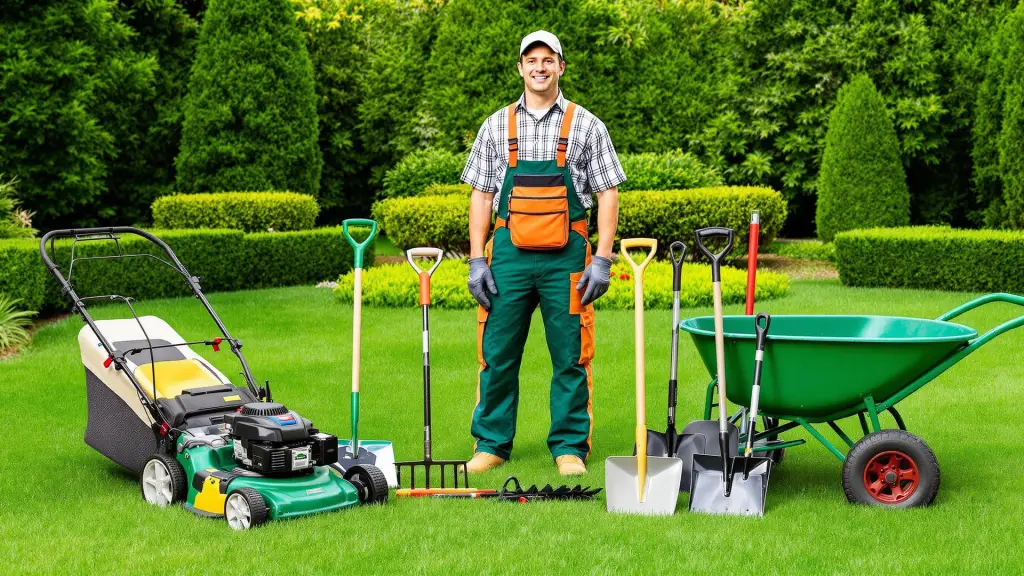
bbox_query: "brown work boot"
[465,452,506,473]
[555,455,587,476]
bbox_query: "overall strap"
[556,101,577,168]
[507,103,519,168]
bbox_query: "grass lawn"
[2,280,1023,574]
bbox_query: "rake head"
[395,457,469,489]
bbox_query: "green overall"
[474,101,595,462]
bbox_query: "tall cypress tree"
[999,3,1024,229]
[176,0,321,196]
[816,74,910,242]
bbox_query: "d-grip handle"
[342,219,379,269]
[619,238,658,274]
[694,227,734,282]
[406,247,443,276]
[755,312,771,351]
[669,241,686,291]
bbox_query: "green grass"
[2,281,1023,574]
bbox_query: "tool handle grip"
[669,241,686,291]
[406,247,443,276]
[694,227,734,282]
[619,238,658,274]
[342,219,379,269]
[755,313,771,351]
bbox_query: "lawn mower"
[40,227,388,530]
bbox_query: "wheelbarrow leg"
[827,421,855,449]
[887,407,907,431]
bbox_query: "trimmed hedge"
[334,258,789,310]
[380,148,467,199]
[422,183,471,197]
[616,187,787,257]
[762,240,836,262]
[152,192,320,232]
[372,194,470,253]
[834,226,1024,291]
[373,186,786,255]
[618,150,723,192]
[0,226,373,315]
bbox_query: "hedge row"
[834,226,1024,291]
[1,226,373,314]
[151,192,320,232]
[373,186,786,256]
[334,258,789,310]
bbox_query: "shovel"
[642,241,706,492]
[394,247,469,488]
[336,219,398,488]
[606,238,683,516]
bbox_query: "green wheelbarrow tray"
[680,293,1024,460]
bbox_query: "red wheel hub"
[863,450,920,504]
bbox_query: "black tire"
[140,453,186,506]
[225,488,268,530]
[842,430,940,508]
[344,464,389,505]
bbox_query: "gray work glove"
[468,257,498,310]
[576,255,612,306]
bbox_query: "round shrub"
[618,150,723,192]
[816,75,910,242]
[334,259,789,310]
[175,0,322,196]
[422,183,472,197]
[152,192,319,232]
[372,195,470,254]
[381,149,468,199]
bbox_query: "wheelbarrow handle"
[342,219,379,269]
[937,292,1024,322]
[406,247,443,276]
[694,227,734,281]
[669,241,686,291]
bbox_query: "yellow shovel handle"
[619,238,657,501]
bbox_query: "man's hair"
[519,41,563,63]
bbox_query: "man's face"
[517,46,564,95]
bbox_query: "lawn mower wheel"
[141,453,186,507]
[345,464,389,505]
[225,488,268,530]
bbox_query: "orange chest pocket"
[507,173,570,250]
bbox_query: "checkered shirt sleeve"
[461,120,500,194]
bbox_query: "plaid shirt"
[460,92,626,211]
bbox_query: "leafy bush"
[618,150,722,192]
[0,294,35,351]
[422,183,472,197]
[762,240,835,262]
[616,187,787,258]
[0,0,158,229]
[0,176,35,239]
[244,226,373,289]
[0,240,48,311]
[834,226,1024,291]
[152,192,320,232]
[334,258,789,310]
[176,0,322,196]
[381,149,468,199]
[816,75,909,242]
[372,195,471,253]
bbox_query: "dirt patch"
[758,254,838,281]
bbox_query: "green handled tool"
[335,219,398,488]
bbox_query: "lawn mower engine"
[224,402,338,476]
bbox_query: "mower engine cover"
[224,402,338,476]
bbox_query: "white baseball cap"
[520,30,563,59]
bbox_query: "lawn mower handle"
[342,219,379,269]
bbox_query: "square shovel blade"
[605,455,683,516]
[336,440,398,488]
[689,454,771,517]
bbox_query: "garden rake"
[394,247,469,488]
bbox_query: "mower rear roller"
[345,464,389,505]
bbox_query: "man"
[461,30,624,476]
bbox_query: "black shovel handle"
[669,241,686,291]
[694,227,734,282]
[755,312,771,351]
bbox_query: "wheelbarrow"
[680,293,1024,507]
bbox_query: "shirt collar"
[516,91,566,115]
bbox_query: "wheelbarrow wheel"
[345,464,389,505]
[842,430,940,508]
